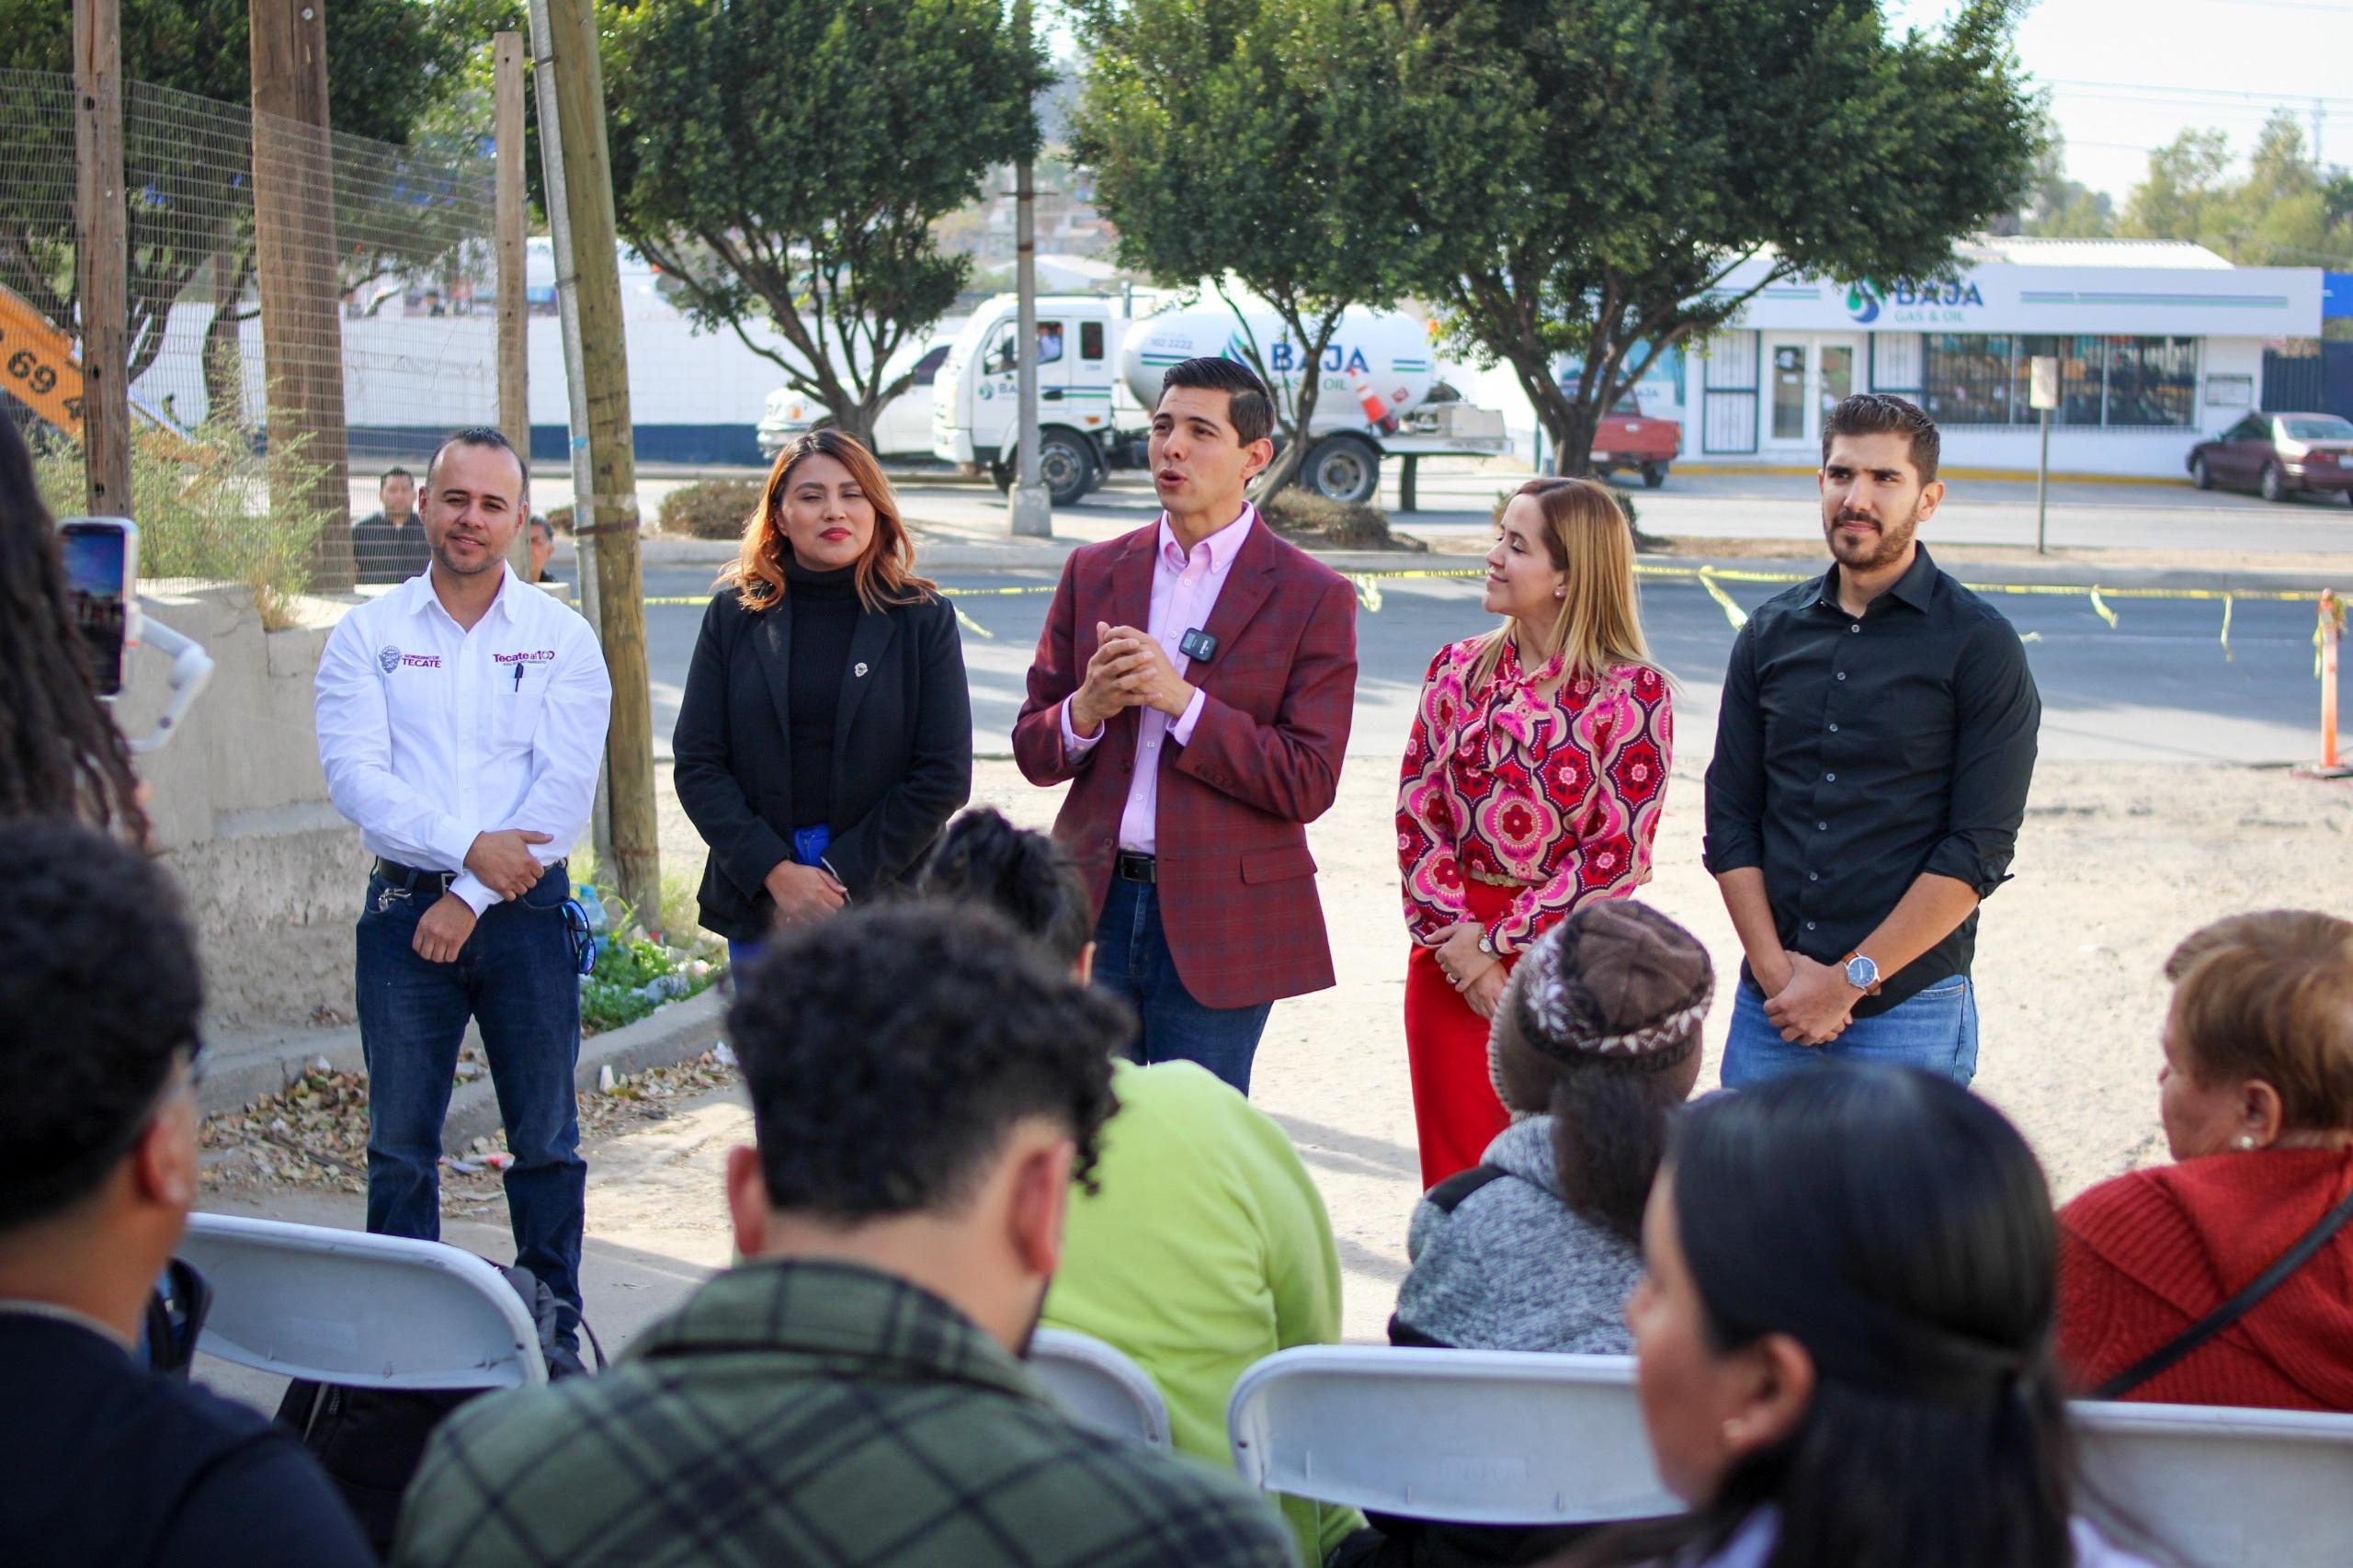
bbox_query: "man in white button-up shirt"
[314,428,611,1333]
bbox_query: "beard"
[1823,499,1920,574]
[431,536,499,576]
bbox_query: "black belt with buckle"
[372,856,566,896]
[373,857,458,896]
[1115,851,1157,884]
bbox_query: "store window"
[1921,334,2016,425]
[1919,334,2196,428]
[2104,336,2199,427]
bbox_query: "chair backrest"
[2072,1398,2353,1568]
[1226,1346,1677,1524]
[1228,1345,2353,1560]
[1028,1326,1173,1449]
[176,1212,546,1390]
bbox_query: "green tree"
[0,0,504,414]
[600,0,1045,448]
[1398,0,2041,476]
[1070,0,1423,494]
[2120,113,2353,268]
[2016,117,2114,238]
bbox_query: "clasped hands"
[1433,921,1508,1020]
[414,828,553,962]
[1756,949,1882,1046]
[1069,621,1197,738]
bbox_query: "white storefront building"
[1672,238,2323,479]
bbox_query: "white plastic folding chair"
[176,1212,545,1390]
[2071,1398,2353,1568]
[1225,1346,1677,1524]
[1028,1326,1173,1449]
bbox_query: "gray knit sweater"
[1390,1115,1643,1354]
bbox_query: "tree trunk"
[201,257,254,426]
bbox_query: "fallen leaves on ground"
[199,1047,743,1218]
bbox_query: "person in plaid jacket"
[1014,357,1358,1096]
[392,902,1295,1568]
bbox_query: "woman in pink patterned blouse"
[1397,476,1673,1187]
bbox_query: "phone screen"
[60,520,132,697]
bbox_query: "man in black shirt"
[0,824,373,1568]
[1703,393,2039,1086]
[353,464,432,584]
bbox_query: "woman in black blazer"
[673,430,972,963]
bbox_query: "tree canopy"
[600,0,1045,446]
[1071,0,1424,492]
[1394,0,2041,474]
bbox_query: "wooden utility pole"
[73,0,133,518]
[531,0,660,920]
[494,31,532,582]
[250,0,356,591]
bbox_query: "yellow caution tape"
[1346,573,1386,613]
[1696,568,1749,631]
[2088,587,2119,629]
[2220,596,2233,664]
[953,605,995,641]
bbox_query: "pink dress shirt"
[1061,505,1256,853]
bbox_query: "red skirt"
[1404,878,1518,1189]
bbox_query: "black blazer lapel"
[831,606,901,778]
[753,597,798,800]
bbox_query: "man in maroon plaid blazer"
[1014,358,1358,1096]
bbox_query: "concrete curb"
[200,990,733,1155]
[442,988,731,1153]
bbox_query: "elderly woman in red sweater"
[2057,909,2353,1409]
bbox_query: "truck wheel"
[989,458,1013,494]
[1304,435,1381,505]
[1038,431,1097,507]
[1641,462,1668,489]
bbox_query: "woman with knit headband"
[1338,903,1711,1568]
[1397,476,1672,1188]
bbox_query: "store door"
[1765,334,1862,456]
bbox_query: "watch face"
[1845,955,1878,989]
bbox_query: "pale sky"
[1886,0,2353,204]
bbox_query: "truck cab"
[933,295,1133,505]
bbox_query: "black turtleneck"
[782,554,859,831]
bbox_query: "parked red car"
[2188,412,2353,503]
[1560,377,1682,488]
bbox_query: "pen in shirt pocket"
[511,662,524,694]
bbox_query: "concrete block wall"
[125,585,369,1033]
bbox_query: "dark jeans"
[355,863,585,1331]
[1092,876,1274,1096]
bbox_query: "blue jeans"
[1720,972,1980,1088]
[355,863,586,1330]
[1092,876,1273,1096]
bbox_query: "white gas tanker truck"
[931,293,1506,506]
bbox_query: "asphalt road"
[637,562,2329,767]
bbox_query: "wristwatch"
[1842,951,1881,991]
[1477,929,1498,959]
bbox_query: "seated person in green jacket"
[392,901,1297,1568]
[923,809,1360,1566]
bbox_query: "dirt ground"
[210,756,2352,1352]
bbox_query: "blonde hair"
[722,429,934,614]
[2164,910,2353,1133]
[1472,476,1653,688]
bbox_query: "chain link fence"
[0,69,496,614]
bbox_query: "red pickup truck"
[1586,397,1681,488]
